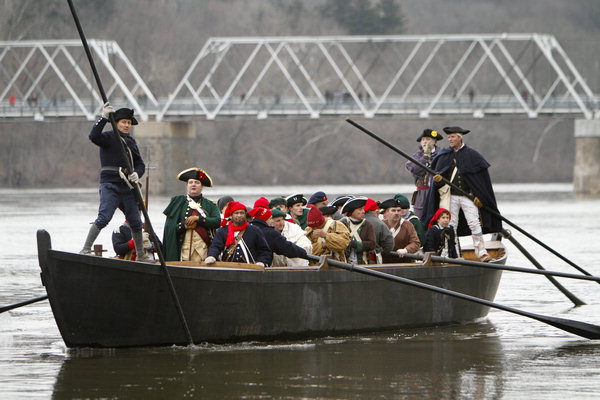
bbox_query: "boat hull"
[37,230,504,348]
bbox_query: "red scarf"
[225,220,248,246]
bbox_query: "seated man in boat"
[423,208,458,258]
[162,168,221,262]
[394,193,427,247]
[286,193,310,229]
[205,201,272,266]
[364,198,394,264]
[339,197,377,265]
[248,197,309,266]
[112,220,154,261]
[269,197,294,222]
[270,208,312,267]
[380,198,421,263]
[305,205,350,262]
[423,126,502,262]
[80,104,150,261]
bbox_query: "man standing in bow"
[423,126,502,262]
[80,103,149,261]
[405,128,443,220]
[205,201,272,266]
[162,168,221,262]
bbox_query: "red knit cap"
[306,204,325,228]
[248,206,272,221]
[364,198,379,212]
[223,201,247,219]
[253,196,270,209]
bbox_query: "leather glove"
[102,102,114,119]
[256,262,265,267]
[397,248,408,256]
[473,197,483,208]
[204,256,216,264]
[128,172,140,184]
[142,232,152,249]
[433,174,443,183]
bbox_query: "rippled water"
[1,185,599,399]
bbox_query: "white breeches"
[449,195,483,236]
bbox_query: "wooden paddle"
[345,118,598,282]
[67,0,193,345]
[0,295,48,314]
[306,255,600,339]
[401,253,600,283]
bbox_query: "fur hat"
[113,108,138,125]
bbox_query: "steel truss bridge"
[1,34,598,122]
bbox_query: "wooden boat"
[37,229,507,348]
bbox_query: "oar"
[306,255,600,339]
[67,0,193,345]
[501,229,586,306]
[401,253,600,283]
[345,118,598,282]
[0,295,48,314]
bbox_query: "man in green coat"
[162,168,221,261]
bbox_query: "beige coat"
[305,219,351,262]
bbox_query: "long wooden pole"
[345,118,598,281]
[0,295,48,314]
[501,229,586,306]
[306,255,600,339]
[66,0,193,345]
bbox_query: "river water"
[1,184,599,399]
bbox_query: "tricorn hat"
[177,168,213,187]
[330,195,352,208]
[319,205,338,216]
[443,126,470,135]
[341,197,367,215]
[286,193,307,207]
[417,128,442,142]
[113,108,138,125]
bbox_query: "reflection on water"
[52,325,505,400]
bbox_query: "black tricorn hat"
[286,194,307,207]
[113,108,138,125]
[330,195,352,207]
[417,128,443,142]
[319,205,338,216]
[443,126,470,135]
[379,198,406,210]
[341,197,367,215]
[177,168,213,187]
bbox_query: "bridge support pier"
[136,121,196,195]
[574,119,600,196]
